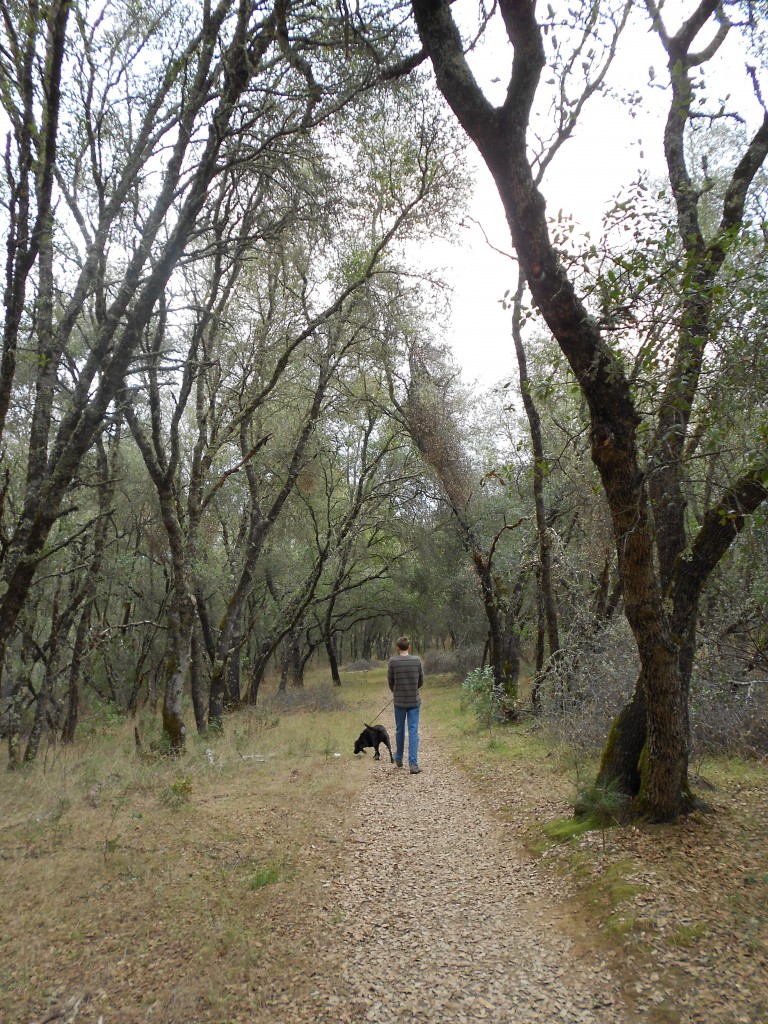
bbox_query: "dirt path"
[291,725,642,1024]
[5,697,767,1024]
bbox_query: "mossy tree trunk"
[409,0,768,820]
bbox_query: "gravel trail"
[298,725,642,1024]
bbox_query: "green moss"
[631,743,656,819]
[541,815,598,844]
[597,714,621,777]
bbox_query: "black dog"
[353,723,394,763]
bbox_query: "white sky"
[443,99,659,391]
[431,2,762,391]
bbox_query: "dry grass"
[0,669,391,1024]
[4,669,768,1024]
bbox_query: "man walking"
[387,636,424,774]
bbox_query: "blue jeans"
[394,705,420,766]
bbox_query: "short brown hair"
[396,636,410,651]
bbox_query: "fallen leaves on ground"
[2,712,767,1024]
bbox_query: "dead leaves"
[29,996,102,1024]
[309,746,640,1023]
[6,721,768,1024]
[465,754,768,1024]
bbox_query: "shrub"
[537,618,638,756]
[424,649,460,675]
[79,698,125,739]
[425,646,485,680]
[462,667,506,729]
[690,676,768,759]
[574,780,629,826]
[535,615,768,762]
[160,774,193,809]
[265,685,344,715]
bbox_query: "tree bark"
[511,272,561,666]
[190,629,207,736]
[409,0,686,816]
[324,633,342,687]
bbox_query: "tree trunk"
[6,678,25,770]
[208,660,227,730]
[190,629,207,736]
[161,592,193,754]
[278,650,290,694]
[511,273,560,664]
[597,681,646,798]
[325,633,341,686]
[24,669,53,765]
[195,584,217,666]
[532,566,546,703]
[248,648,272,705]
[290,634,305,686]
[226,611,243,706]
[361,629,372,660]
[502,625,521,698]
[162,665,188,754]
[61,607,87,745]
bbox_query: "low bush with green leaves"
[160,774,193,809]
[461,667,507,729]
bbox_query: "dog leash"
[368,697,393,724]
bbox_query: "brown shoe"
[409,765,421,774]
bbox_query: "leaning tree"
[408,0,768,820]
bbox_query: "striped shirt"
[387,654,424,708]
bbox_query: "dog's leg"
[374,746,381,760]
[384,737,394,763]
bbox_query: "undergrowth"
[0,666,382,1024]
[3,663,767,1024]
